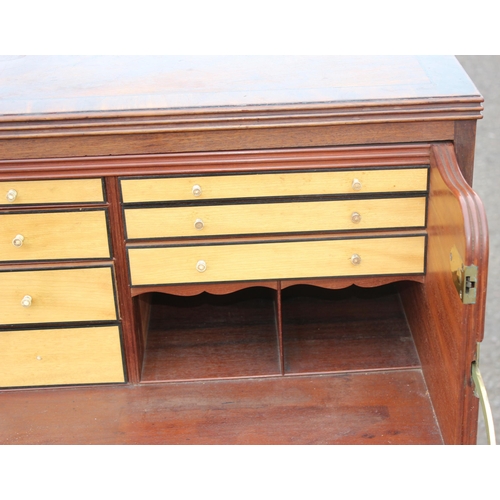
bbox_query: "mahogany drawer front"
[128,235,426,286]
[120,168,429,203]
[0,210,110,262]
[0,267,118,326]
[0,178,104,206]
[0,326,124,387]
[124,197,426,239]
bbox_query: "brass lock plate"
[450,245,477,304]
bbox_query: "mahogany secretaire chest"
[0,56,491,444]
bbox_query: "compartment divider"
[275,281,284,375]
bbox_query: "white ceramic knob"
[6,189,17,202]
[352,179,362,191]
[196,260,207,272]
[194,218,204,230]
[192,184,202,197]
[351,254,361,265]
[21,295,32,307]
[12,234,25,247]
[351,212,361,224]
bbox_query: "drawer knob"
[196,260,207,272]
[351,212,361,224]
[194,218,204,230]
[6,189,18,202]
[21,295,32,307]
[352,179,362,191]
[351,254,361,265]
[12,234,25,247]
[192,184,202,197]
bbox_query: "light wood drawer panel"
[120,168,428,203]
[128,236,425,286]
[0,210,110,262]
[0,179,104,205]
[125,197,426,239]
[0,267,117,325]
[0,326,124,387]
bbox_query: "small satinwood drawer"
[0,210,110,262]
[127,235,426,286]
[124,197,427,239]
[120,168,428,203]
[0,178,104,206]
[0,266,118,326]
[0,326,124,387]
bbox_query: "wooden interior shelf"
[141,288,280,382]
[0,368,443,445]
[281,285,421,375]
[139,283,422,381]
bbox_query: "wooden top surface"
[0,55,481,117]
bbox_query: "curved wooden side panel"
[399,142,488,444]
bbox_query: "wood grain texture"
[128,236,426,286]
[0,178,104,205]
[0,370,443,444]
[0,56,477,161]
[0,210,110,262]
[139,285,420,382]
[121,168,429,203]
[0,266,118,325]
[141,289,280,382]
[399,143,488,444]
[282,285,420,374]
[0,122,453,161]
[0,56,480,117]
[454,120,477,185]
[128,275,425,297]
[0,326,124,387]
[124,197,426,239]
[0,143,431,178]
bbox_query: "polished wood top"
[0,56,482,163]
[0,55,481,117]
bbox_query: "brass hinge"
[450,245,477,304]
[471,344,496,445]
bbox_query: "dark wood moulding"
[0,143,432,178]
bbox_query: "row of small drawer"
[0,266,124,388]
[121,169,428,285]
[1,179,110,266]
[1,198,426,262]
[2,167,428,206]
